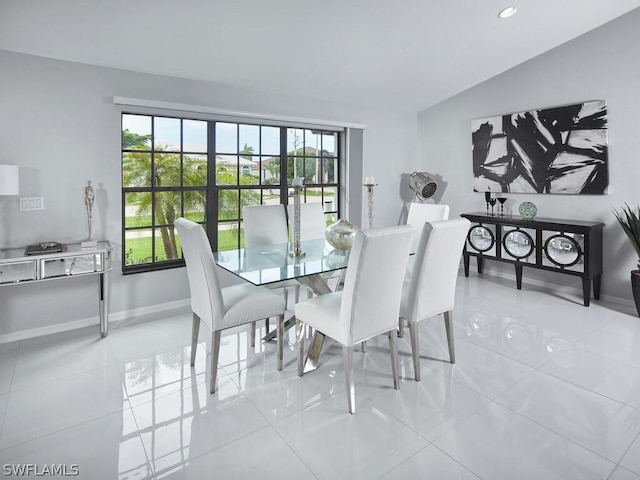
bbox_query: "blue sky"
[122,114,336,156]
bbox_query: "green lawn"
[125,212,204,228]
[124,196,335,265]
[124,227,242,265]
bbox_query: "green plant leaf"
[614,204,640,270]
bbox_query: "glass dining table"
[214,238,350,372]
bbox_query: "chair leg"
[343,345,356,414]
[296,318,304,377]
[191,313,200,367]
[277,314,284,371]
[250,322,257,347]
[444,310,456,364]
[398,317,405,338]
[409,321,421,381]
[265,318,270,334]
[210,330,222,394]
[388,331,399,390]
[361,341,366,352]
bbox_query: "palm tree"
[240,143,255,159]
[123,148,207,261]
[123,147,262,261]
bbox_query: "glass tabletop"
[214,238,350,287]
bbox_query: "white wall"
[417,8,640,303]
[0,50,417,340]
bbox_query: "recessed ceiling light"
[498,6,518,19]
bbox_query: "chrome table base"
[263,270,347,373]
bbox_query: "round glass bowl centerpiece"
[326,219,358,250]
[519,201,537,220]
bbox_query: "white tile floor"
[2,274,640,479]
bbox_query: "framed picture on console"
[472,100,608,194]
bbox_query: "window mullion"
[279,127,287,205]
[207,121,217,251]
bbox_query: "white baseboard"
[0,298,191,344]
[460,263,636,310]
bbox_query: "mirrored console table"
[461,213,603,306]
[0,241,112,337]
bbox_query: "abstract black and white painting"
[472,100,608,194]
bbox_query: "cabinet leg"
[593,275,602,300]
[464,254,470,277]
[99,272,109,337]
[582,277,592,307]
[477,257,484,274]
[515,264,523,290]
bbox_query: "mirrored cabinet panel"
[468,225,496,255]
[542,232,584,272]
[0,261,36,283]
[502,227,536,262]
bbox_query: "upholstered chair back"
[243,204,289,247]
[174,218,224,330]
[403,218,470,322]
[338,225,414,345]
[405,203,450,254]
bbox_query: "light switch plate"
[19,197,44,211]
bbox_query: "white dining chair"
[399,218,470,381]
[243,204,289,247]
[405,203,450,254]
[287,202,327,241]
[175,218,286,394]
[398,202,451,337]
[295,225,415,414]
[243,203,297,311]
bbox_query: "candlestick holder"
[290,178,305,257]
[364,181,377,228]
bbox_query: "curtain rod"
[111,97,366,130]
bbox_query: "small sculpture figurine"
[82,180,97,247]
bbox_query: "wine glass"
[497,197,507,216]
[484,192,491,214]
[489,197,497,216]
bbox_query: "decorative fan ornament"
[409,171,438,201]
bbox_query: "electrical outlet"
[19,197,44,211]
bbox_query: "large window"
[122,113,341,273]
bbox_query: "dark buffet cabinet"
[460,212,603,306]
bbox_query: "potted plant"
[614,204,640,316]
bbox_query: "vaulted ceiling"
[1,0,639,112]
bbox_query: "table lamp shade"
[0,165,19,195]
